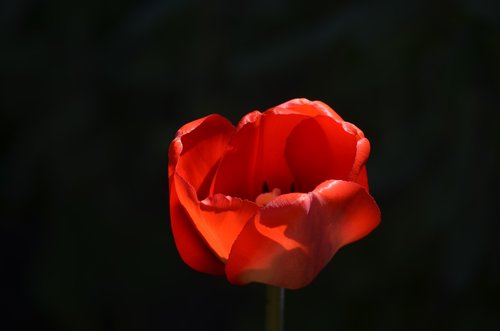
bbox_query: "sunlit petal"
[226,180,380,289]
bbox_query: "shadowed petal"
[212,112,308,199]
[285,116,358,192]
[355,166,369,189]
[226,180,380,289]
[169,179,225,275]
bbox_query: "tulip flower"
[168,98,380,290]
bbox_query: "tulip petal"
[285,116,358,192]
[350,137,371,189]
[168,114,236,274]
[171,114,235,199]
[175,173,259,261]
[169,179,225,275]
[268,98,344,121]
[356,166,369,189]
[212,112,309,199]
[226,180,380,289]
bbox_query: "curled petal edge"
[266,98,344,121]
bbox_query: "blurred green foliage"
[2,0,499,330]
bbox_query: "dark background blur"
[2,0,500,330]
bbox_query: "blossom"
[168,98,380,289]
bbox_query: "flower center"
[255,187,281,207]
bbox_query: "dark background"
[2,0,499,330]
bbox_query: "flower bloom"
[168,98,380,289]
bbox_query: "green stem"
[266,286,285,331]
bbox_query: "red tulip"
[168,98,380,289]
